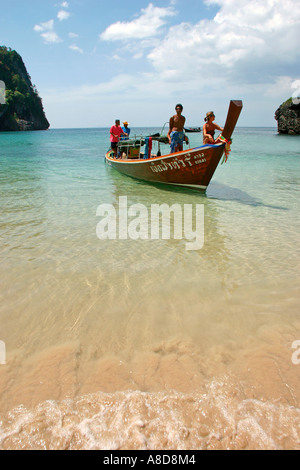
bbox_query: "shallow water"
[0,127,299,449]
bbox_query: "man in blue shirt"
[121,121,130,140]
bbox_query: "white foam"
[1,380,299,450]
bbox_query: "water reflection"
[106,169,232,277]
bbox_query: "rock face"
[275,98,300,135]
[0,46,50,131]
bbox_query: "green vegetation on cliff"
[0,46,49,131]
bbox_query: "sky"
[1,0,300,128]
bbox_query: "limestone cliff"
[275,98,300,135]
[0,46,50,131]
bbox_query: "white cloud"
[69,44,84,54]
[147,0,300,87]
[33,19,62,43]
[57,10,71,21]
[41,31,62,44]
[210,0,299,32]
[34,19,54,33]
[43,0,300,127]
[111,54,123,61]
[292,80,300,104]
[69,32,79,38]
[133,52,143,60]
[100,3,176,41]
[264,76,298,98]
[271,78,300,104]
[34,2,71,45]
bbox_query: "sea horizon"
[1,125,280,131]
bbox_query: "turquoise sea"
[0,127,299,449]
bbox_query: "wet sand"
[1,316,299,450]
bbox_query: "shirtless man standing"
[167,104,189,153]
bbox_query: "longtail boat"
[184,127,201,133]
[105,100,243,192]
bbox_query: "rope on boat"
[219,135,232,164]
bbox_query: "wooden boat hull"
[105,100,243,191]
[106,144,225,191]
